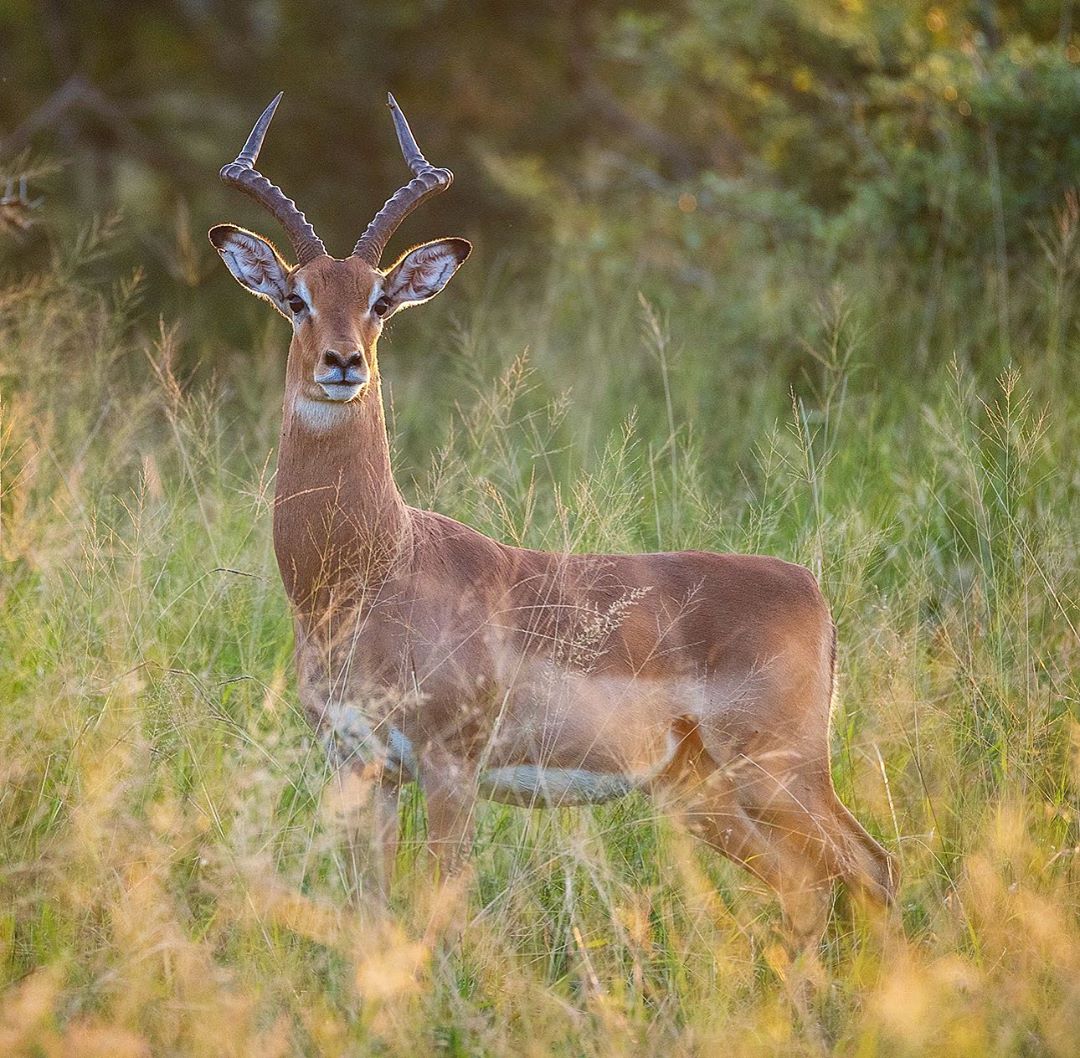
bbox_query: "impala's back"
[361,511,835,787]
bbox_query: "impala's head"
[209,93,470,411]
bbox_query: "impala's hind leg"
[828,793,898,910]
[664,729,834,948]
[684,780,834,947]
[731,758,896,926]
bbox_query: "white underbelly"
[320,703,677,808]
[477,765,637,806]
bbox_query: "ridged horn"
[352,93,453,266]
[219,93,326,265]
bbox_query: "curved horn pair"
[219,92,453,267]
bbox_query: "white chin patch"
[317,382,365,402]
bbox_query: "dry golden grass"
[1,232,1077,1055]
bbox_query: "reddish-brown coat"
[267,277,896,942]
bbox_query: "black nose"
[323,350,363,371]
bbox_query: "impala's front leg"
[312,684,404,902]
[419,746,478,879]
[334,767,401,905]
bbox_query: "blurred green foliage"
[3,1,1080,361]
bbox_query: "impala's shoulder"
[412,508,497,544]
[410,509,511,571]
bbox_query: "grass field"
[1,218,1078,1056]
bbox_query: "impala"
[209,93,896,945]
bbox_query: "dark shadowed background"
[5,0,1080,361]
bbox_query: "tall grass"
[0,219,1077,1056]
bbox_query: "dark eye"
[287,293,307,315]
[372,296,391,318]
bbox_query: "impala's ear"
[381,238,471,317]
[208,224,292,317]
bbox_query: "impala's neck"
[273,374,411,618]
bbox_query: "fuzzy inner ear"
[208,225,292,316]
[382,238,471,316]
